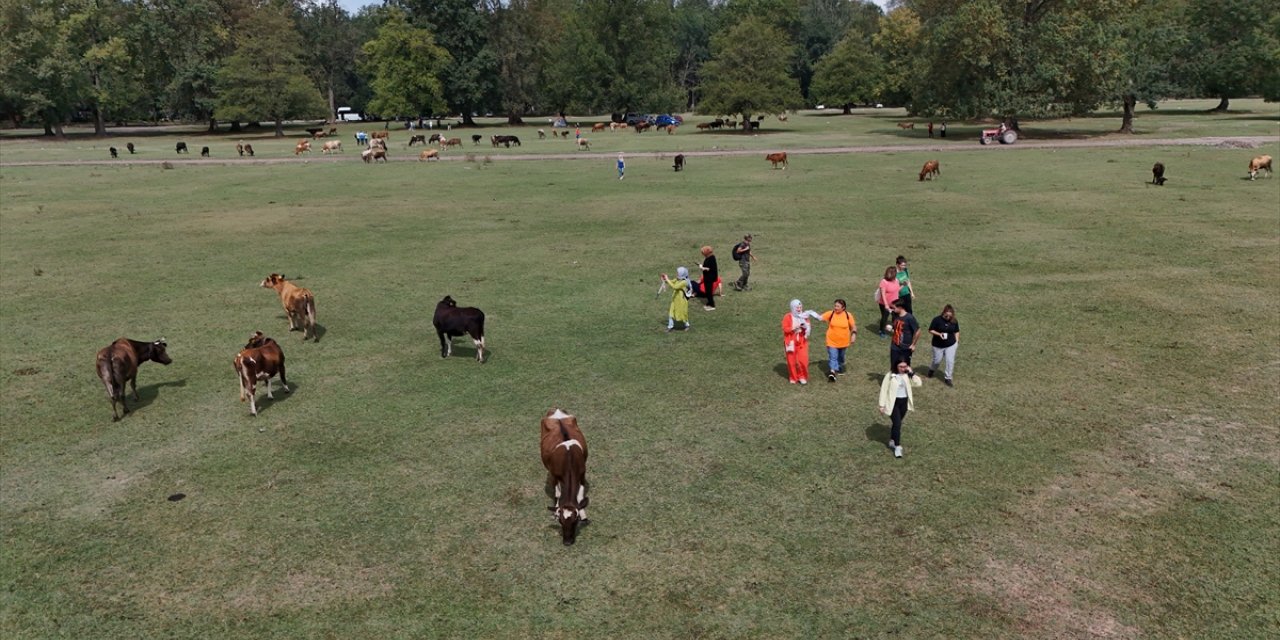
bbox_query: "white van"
[337,107,362,122]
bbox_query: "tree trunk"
[229,121,242,133]
[43,122,54,136]
[1118,93,1136,134]
[507,114,524,125]
[207,118,219,133]
[742,113,752,132]
[462,111,477,127]
[274,118,284,137]
[842,103,852,115]
[53,121,65,139]
[327,84,336,124]
[92,103,106,136]
[1210,95,1229,112]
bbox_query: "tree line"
[2,0,1276,138]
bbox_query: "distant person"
[661,267,692,332]
[783,299,822,385]
[895,255,915,314]
[617,153,625,180]
[928,122,934,138]
[731,234,756,291]
[878,360,916,458]
[876,266,901,338]
[819,299,857,382]
[940,121,947,138]
[698,246,718,310]
[927,304,960,387]
[888,298,920,373]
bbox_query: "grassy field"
[1,109,1278,638]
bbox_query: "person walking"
[928,122,934,138]
[878,360,916,458]
[940,121,947,138]
[895,255,915,314]
[661,267,692,332]
[782,299,822,385]
[819,299,857,382]
[731,234,756,291]
[616,153,625,180]
[927,304,960,387]
[876,266,901,338]
[698,246,718,310]
[889,298,920,373]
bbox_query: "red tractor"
[980,123,1018,145]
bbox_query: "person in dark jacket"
[698,246,718,310]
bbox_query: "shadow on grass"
[130,378,187,413]
[444,343,490,363]
[247,380,298,416]
[864,421,892,448]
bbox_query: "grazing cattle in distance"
[472,134,483,145]
[766,152,788,169]
[321,140,343,154]
[540,408,590,546]
[727,120,737,129]
[897,122,915,130]
[175,142,188,154]
[634,122,652,133]
[369,137,387,150]
[576,138,591,151]
[919,159,940,181]
[260,273,317,342]
[443,137,463,148]
[538,129,547,139]
[126,142,135,154]
[592,123,606,132]
[665,124,677,134]
[371,148,388,162]
[96,337,172,421]
[200,146,210,157]
[294,140,311,155]
[371,130,389,141]
[361,148,374,162]
[328,127,337,136]
[492,135,521,148]
[1249,154,1272,180]
[236,142,244,157]
[306,127,323,138]
[696,122,712,130]
[433,295,486,362]
[610,122,625,131]
[244,143,255,157]
[233,331,288,417]
[419,148,440,161]
[109,147,118,158]
[673,154,685,172]
[409,134,427,146]
[777,113,788,122]
[428,133,443,145]
[561,130,572,138]
[1151,162,1167,185]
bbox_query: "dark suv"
[623,113,649,126]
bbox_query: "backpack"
[732,243,747,260]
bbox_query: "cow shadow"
[249,380,299,416]
[125,379,187,414]
[864,421,892,448]
[445,344,489,363]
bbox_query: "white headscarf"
[676,266,689,280]
[789,299,821,337]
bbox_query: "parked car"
[624,113,650,126]
[654,114,681,127]
[337,107,362,122]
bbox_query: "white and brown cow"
[540,408,589,545]
[95,337,172,421]
[1248,154,1272,180]
[433,295,485,362]
[233,331,288,417]
[260,273,317,341]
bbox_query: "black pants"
[890,346,913,371]
[703,279,716,307]
[890,397,909,445]
[879,304,892,333]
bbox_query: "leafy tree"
[399,0,496,124]
[298,0,361,122]
[214,4,327,136]
[490,0,556,122]
[130,0,236,128]
[360,8,450,121]
[871,5,923,109]
[0,0,86,136]
[698,16,803,127]
[795,0,881,102]
[541,10,612,115]
[1111,0,1190,133]
[1183,0,1278,111]
[811,32,884,113]
[673,0,719,111]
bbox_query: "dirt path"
[1,135,1273,167]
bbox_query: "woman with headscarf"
[661,267,692,331]
[698,246,718,310]
[782,299,822,384]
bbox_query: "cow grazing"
[321,140,343,154]
[443,137,463,148]
[409,134,427,146]
[109,147,118,158]
[371,130,390,141]
[1151,162,1167,185]
[126,142,135,154]
[472,134,483,145]
[328,127,338,136]
[560,130,571,139]
[766,152,788,169]
[696,122,712,130]
[433,295,486,362]
[371,148,388,162]
[244,143,255,157]
[419,148,440,161]
[897,122,915,130]
[175,142,188,154]
[666,124,677,134]
[428,133,443,145]
[200,146,210,157]
[294,140,311,155]
[634,122,651,133]
[919,159,940,181]
[96,338,172,421]
[492,135,521,148]
[233,331,288,417]
[236,142,245,156]
[538,129,547,140]
[576,138,591,151]
[361,148,374,162]
[540,408,589,546]
[259,273,317,341]
[592,123,606,132]
[673,154,685,172]
[1249,155,1273,180]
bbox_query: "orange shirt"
[821,310,856,348]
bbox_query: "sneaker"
[894,445,903,458]
[790,380,798,385]
[926,369,934,378]
[944,378,954,387]
[799,379,807,385]
[827,373,836,383]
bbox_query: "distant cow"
[576,138,591,150]
[371,131,389,141]
[540,408,589,546]
[328,127,337,136]
[673,154,685,172]
[294,140,311,155]
[538,129,547,139]
[109,147,118,158]
[443,137,463,148]
[1249,155,1272,180]
[419,148,440,161]
[175,142,188,154]
[592,123,606,132]
[766,152,788,169]
[233,331,288,417]
[96,337,172,421]
[897,122,915,130]
[244,143,255,157]
[919,159,940,181]
[200,146,210,157]
[433,295,486,362]
[472,134,483,145]
[428,133,443,145]
[236,142,245,156]
[409,134,427,146]
[126,142,135,154]
[696,122,712,130]
[260,273,317,342]
[666,124,677,134]
[361,148,375,162]
[321,140,343,154]
[1151,162,1167,185]
[634,122,651,133]
[492,135,521,148]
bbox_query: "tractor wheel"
[980,136,990,145]
[1000,130,1018,144]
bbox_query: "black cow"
[110,147,118,158]
[200,146,210,157]
[472,134,483,145]
[492,135,521,148]
[126,142,135,154]
[433,295,486,362]
[96,338,173,421]
[1151,162,1167,186]
[175,142,188,154]
[409,135,427,146]
[673,154,685,172]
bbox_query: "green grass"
[1,120,1278,638]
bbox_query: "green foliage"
[811,33,884,110]
[1184,0,1280,104]
[0,0,86,134]
[871,6,924,108]
[214,5,327,135]
[298,0,362,119]
[360,9,451,120]
[698,16,803,121]
[673,0,719,109]
[402,0,497,122]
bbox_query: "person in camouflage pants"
[732,234,756,291]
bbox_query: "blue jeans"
[827,346,846,374]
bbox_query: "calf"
[175,142,188,154]
[766,152,788,169]
[540,408,589,546]
[236,142,244,157]
[96,337,173,421]
[419,148,440,161]
[443,137,463,148]
[433,295,486,362]
[673,154,685,172]
[1249,154,1272,180]
[233,331,288,417]
[409,134,427,146]
[244,143,255,157]
[321,140,343,154]
[109,147,118,158]
[472,134,483,145]
[1151,162,1167,185]
[201,146,210,157]
[294,140,311,155]
[919,159,940,181]
[576,138,591,151]
[260,273,317,341]
[126,142,135,154]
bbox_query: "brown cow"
[592,122,606,132]
[443,137,463,148]
[321,140,343,154]
[233,331,288,417]
[294,140,311,155]
[419,148,440,161]
[260,273,317,341]
[96,338,172,421]
[236,142,245,157]
[540,408,589,545]
[919,159,940,181]
[665,124,676,134]
[244,143,255,157]
[1249,155,1272,180]
[897,122,915,130]
[576,138,591,151]
[766,152,788,169]
[371,130,390,141]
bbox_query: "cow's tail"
[234,356,249,402]
[305,294,317,338]
[98,354,120,401]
